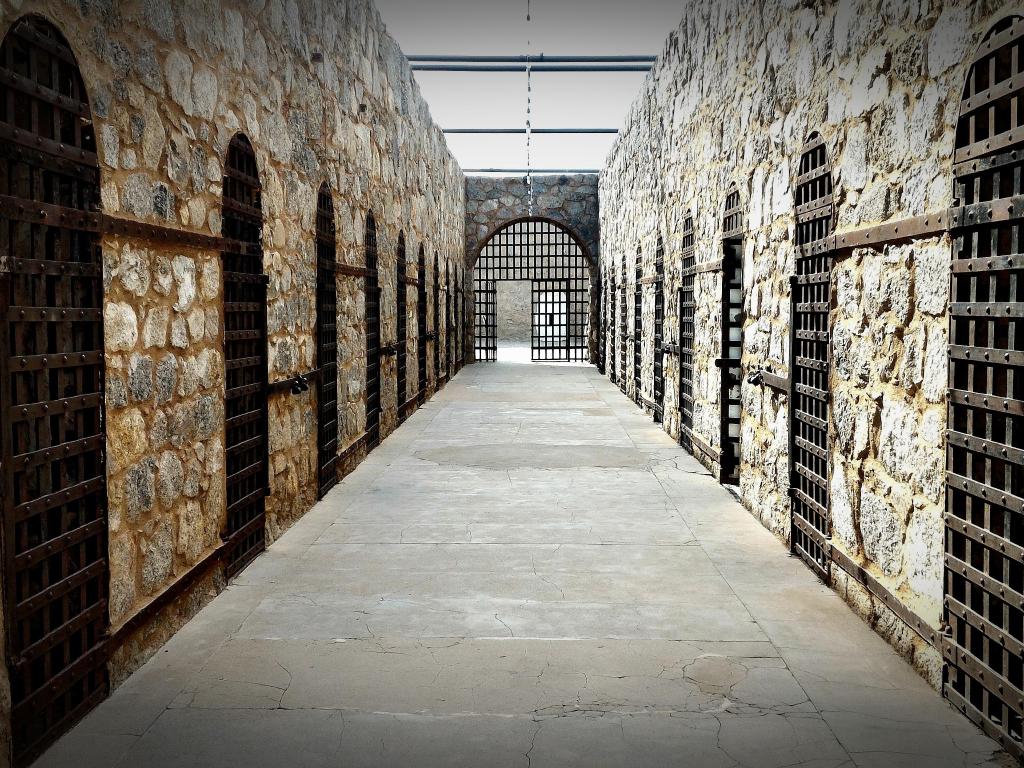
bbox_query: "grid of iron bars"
[0,18,109,765]
[396,233,408,408]
[315,185,338,498]
[790,133,833,579]
[944,17,1024,759]
[473,219,589,362]
[221,134,269,580]
[531,279,569,361]
[606,272,616,382]
[653,239,665,420]
[433,254,442,382]
[720,188,744,485]
[678,216,696,446]
[445,267,452,376]
[633,247,643,399]
[365,215,381,447]
[417,246,428,396]
[619,259,627,391]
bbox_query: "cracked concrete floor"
[37,363,1012,768]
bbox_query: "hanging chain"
[526,0,534,216]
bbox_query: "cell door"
[315,186,338,498]
[789,133,833,579]
[532,280,570,361]
[679,215,695,446]
[0,17,109,763]
[474,279,497,361]
[653,239,665,421]
[221,134,268,579]
[944,17,1024,759]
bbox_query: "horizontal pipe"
[444,128,618,134]
[464,168,601,174]
[408,54,656,63]
[411,64,651,73]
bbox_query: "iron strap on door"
[0,18,109,765]
[221,134,268,579]
[315,185,338,498]
[944,16,1024,760]
[679,215,696,448]
[790,133,833,580]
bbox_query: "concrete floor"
[38,362,1010,768]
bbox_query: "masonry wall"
[0,0,464,757]
[599,0,1008,686]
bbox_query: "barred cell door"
[720,188,744,485]
[396,233,407,408]
[789,133,833,579]
[433,254,441,383]
[532,280,570,361]
[474,279,497,361]
[417,247,427,395]
[0,17,109,764]
[633,247,642,400]
[365,215,381,447]
[619,261,627,392]
[315,185,338,498]
[944,17,1024,759]
[653,239,665,421]
[599,275,608,375]
[221,134,268,578]
[679,215,695,446]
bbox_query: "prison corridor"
[37,362,1003,768]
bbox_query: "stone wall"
[598,0,1006,686]
[0,0,464,751]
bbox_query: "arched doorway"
[221,133,268,579]
[945,17,1024,759]
[0,16,108,763]
[473,218,591,362]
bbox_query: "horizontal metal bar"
[444,128,618,134]
[464,168,600,174]
[407,55,656,63]
[412,64,651,72]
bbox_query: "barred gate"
[789,133,833,579]
[531,279,570,361]
[473,219,589,362]
[720,188,744,485]
[944,17,1024,759]
[396,233,407,408]
[433,253,441,383]
[0,17,109,764]
[315,185,338,498]
[679,215,696,447]
[417,246,428,395]
[618,259,627,392]
[365,215,381,448]
[221,134,268,579]
[653,238,665,421]
[633,246,642,400]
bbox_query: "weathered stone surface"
[105,302,139,352]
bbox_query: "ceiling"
[373,0,684,173]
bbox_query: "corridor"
[39,363,1005,768]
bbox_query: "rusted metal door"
[221,134,268,579]
[0,17,109,764]
[417,246,427,395]
[720,188,744,485]
[789,134,833,579]
[679,215,695,448]
[365,215,381,447]
[433,253,441,384]
[474,279,496,361]
[633,246,642,401]
[315,185,338,498]
[653,238,665,421]
[396,233,407,408]
[944,17,1024,759]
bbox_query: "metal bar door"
[679,215,696,447]
[944,16,1024,759]
[0,18,109,764]
[653,239,665,421]
[221,134,268,579]
[789,133,833,579]
[315,186,338,498]
[532,280,570,361]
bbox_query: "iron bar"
[464,168,600,174]
[407,55,656,63]
[412,64,651,72]
[444,128,617,134]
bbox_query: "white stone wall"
[599,0,1014,683]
